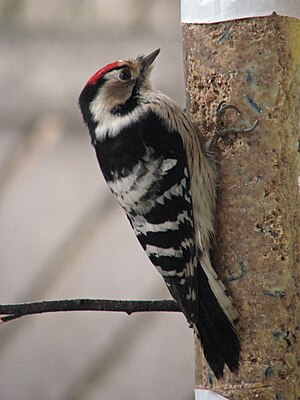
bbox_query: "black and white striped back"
[95,110,195,279]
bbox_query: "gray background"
[0,1,194,399]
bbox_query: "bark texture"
[182,14,300,399]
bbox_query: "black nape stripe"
[111,79,141,116]
[111,93,139,116]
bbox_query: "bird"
[78,48,240,378]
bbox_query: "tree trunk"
[182,14,300,399]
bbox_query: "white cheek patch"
[93,107,144,141]
[90,90,145,141]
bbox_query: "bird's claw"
[216,101,241,119]
[214,101,259,142]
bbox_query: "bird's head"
[79,49,160,128]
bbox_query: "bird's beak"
[140,49,160,69]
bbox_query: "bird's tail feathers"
[200,252,239,323]
[192,257,240,378]
[165,255,240,378]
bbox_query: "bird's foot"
[211,101,259,147]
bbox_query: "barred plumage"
[79,49,240,378]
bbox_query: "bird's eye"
[119,68,131,81]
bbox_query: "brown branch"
[0,299,180,323]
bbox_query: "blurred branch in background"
[0,298,179,323]
[0,194,116,351]
[60,293,190,400]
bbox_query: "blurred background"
[0,1,194,400]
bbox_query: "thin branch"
[0,299,180,323]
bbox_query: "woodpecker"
[79,49,240,378]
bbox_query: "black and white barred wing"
[125,146,201,321]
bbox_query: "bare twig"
[0,299,180,323]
